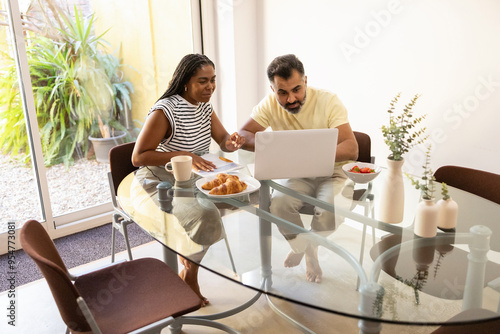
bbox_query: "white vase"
[414,199,438,238]
[379,158,405,224]
[436,197,458,230]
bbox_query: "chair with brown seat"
[430,308,500,333]
[430,165,500,333]
[108,141,138,262]
[434,165,500,252]
[434,165,500,205]
[20,219,202,334]
[353,131,374,165]
[110,141,238,275]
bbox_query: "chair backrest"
[353,131,373,163]
[20,220,91,332]
[109,141,138,194]
[434,165,500,205]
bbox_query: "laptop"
[254,128,338,180]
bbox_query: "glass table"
[116,152,500,333]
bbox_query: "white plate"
[195,174,261,198]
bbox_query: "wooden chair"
[434,165,500,250]
[109,142,239,275]
[434,165,500,205]
[108,142,138,262]
[430,165,500,333]
[430,308,500,333]
[353,131,374,165]
[20,219,202,334]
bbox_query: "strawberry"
[349,165,360,173]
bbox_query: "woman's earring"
[184,86,187,91]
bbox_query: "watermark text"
[6,222,17,327]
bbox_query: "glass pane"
[0,0,43,232]
[28,0,194,222]
[1,0,195,232]
[19,1,125,219]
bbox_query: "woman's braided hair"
[157,54,215,101]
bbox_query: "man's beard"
[282,92,307,114]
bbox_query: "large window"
[0,0,198,253]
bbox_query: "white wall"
[203,0,262,132]
[213,0,500,174]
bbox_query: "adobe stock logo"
[339,0,403,63]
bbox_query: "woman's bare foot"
[304,246,322,283]
[179,257,209,306]
[284,250,304,267]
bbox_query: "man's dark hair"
[266,54,305,82]
[158,54,215,101]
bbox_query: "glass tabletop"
[116,152,500,328]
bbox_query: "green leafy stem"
[381,93,428,161]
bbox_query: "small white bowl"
[342,162,381,184]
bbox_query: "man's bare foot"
[305,246,322,283]
[284,250,305,267]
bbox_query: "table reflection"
[370,233,500,301]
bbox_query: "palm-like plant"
[0,2,133,166]
[31,37,97,164]
[0,50,27,162]
[94,53,134,138]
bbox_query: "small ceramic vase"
[414,198,438,238]
[436,197,458,230]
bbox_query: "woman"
[132,53,244,169]
[132,54,244,306]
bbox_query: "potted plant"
[378,93,427,224]
[0,3,133,166]
[406,146,438,237]
[88,53,134,163]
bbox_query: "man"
[239,54,358,283]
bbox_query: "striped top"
[148,95,213,153]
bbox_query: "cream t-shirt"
[250,86,349,130]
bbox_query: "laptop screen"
[254,128,338,180]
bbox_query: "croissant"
[209,178,247,195]
[216,173,239,183]
[202,173,240,190]
[201,177,223,190]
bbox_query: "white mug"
[165,155,192,181]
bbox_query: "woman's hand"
[224,132,245,152]
[191,154,217,172]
